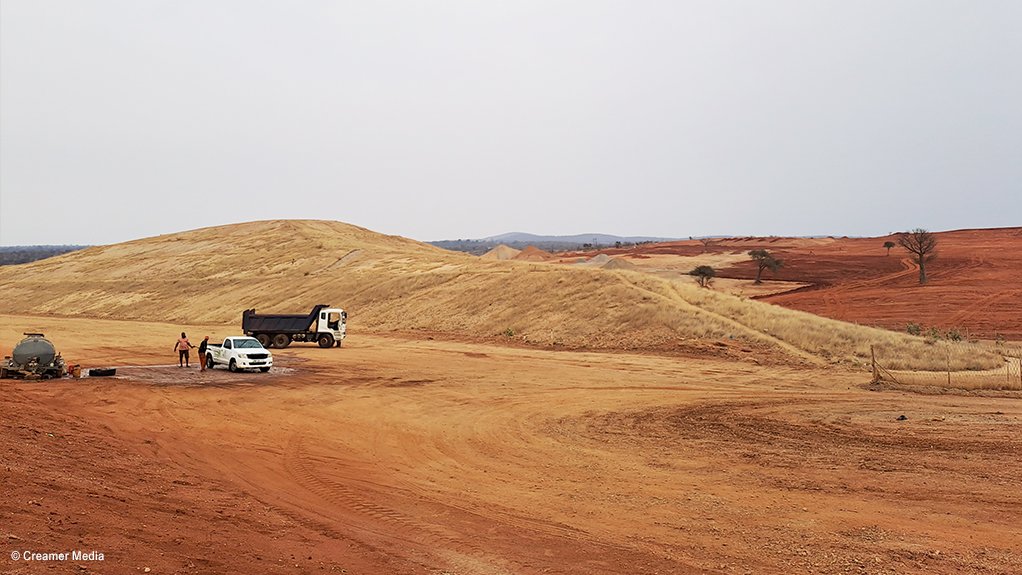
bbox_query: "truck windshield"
[235,339,264,349]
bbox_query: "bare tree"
[883,240,895,256]
[897,228,937,284]
[699,238,714,253]
[748,249,783,284]
[689,265,715,288]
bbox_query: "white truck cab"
[316,308,347,344]
[206,336,273,372]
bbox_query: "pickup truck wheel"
[317,334,334,348]
[206,354,214,370]
[259,367,270,373]
[255,334,271,347]
[229,359,238,373]
[272,334,291,348]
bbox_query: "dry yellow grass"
[667,279,1005,371]
[878,344,1022,390]
[0,220,1003,370]
[884,368,1022,391]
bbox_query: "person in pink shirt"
[174,332,193,367]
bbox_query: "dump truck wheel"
[272,334,291,348]
[317,334,334,348]
[256,333,271,347]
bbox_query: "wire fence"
[872,344,1022,391]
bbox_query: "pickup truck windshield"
[235,339,264,349]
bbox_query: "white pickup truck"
[205,336,273,373]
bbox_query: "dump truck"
[242,305,346,349]
[1,333,66,379]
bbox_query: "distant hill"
[430,232,679,254]
[0,245,89,266]
[484,232,677,244]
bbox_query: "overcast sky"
[1,1,1019,245]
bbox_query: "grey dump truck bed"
[242,305,328,334]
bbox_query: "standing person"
[174,332,193,368]
[198,336,209,372]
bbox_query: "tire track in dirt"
[282,432,517,575]
[816,253,1006,331]
[816,258,919,318]
[280,424,684,575]
[573,397,1022,481]
[560,397,1022,524]
[945,289,1022,326]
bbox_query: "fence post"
[946,344,952,387]
[871,345,879,383]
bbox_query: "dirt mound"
[480,244,521,260]
[0,219,993,367]
[512,245,555,262]
[567,253,613,267]
[602,258,638,270]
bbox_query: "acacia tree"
[883,241,895,255]
[748,249,783,284]
[689,265,715,288]
[699,238,714,253]
[898,228,937,284]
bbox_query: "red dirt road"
[3,316,1022,574]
